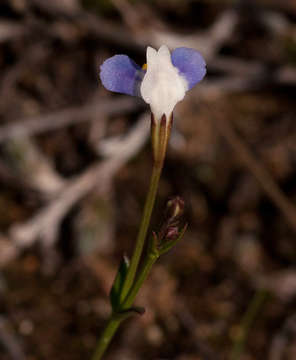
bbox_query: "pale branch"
[0,97,142,143]
[0,114,150,267]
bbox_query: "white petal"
[158,44,171,60]
[146,46,157,64]
[140,45,188,121]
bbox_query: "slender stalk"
[91,167,162,360]
[120,114,171,301]
[91,316,122,360]
[92,114,172,360]
[119,160,163,301]
[91,141,164,360]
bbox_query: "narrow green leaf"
[110,255,130,311]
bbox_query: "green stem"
[91,154,163,360]
[91,316,122,360]
[120,162,163,301]
[92,115,172,360]
[122,252,158,309]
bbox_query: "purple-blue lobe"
[171,47,206,90]
[100,55,144,96]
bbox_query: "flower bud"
[166,196,185,221]
[149,196,187,256]
[166,226,179,240]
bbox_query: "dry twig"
[1,114,150,266]
[0,97,142,143]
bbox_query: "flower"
[100,45,206,120]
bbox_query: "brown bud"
[166,226,179,240]
[166,196,185,221]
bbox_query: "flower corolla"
[100,45,206,120]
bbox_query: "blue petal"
[100,55,144,96]
[171,47,206,90]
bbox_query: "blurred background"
[0,0,296,359]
